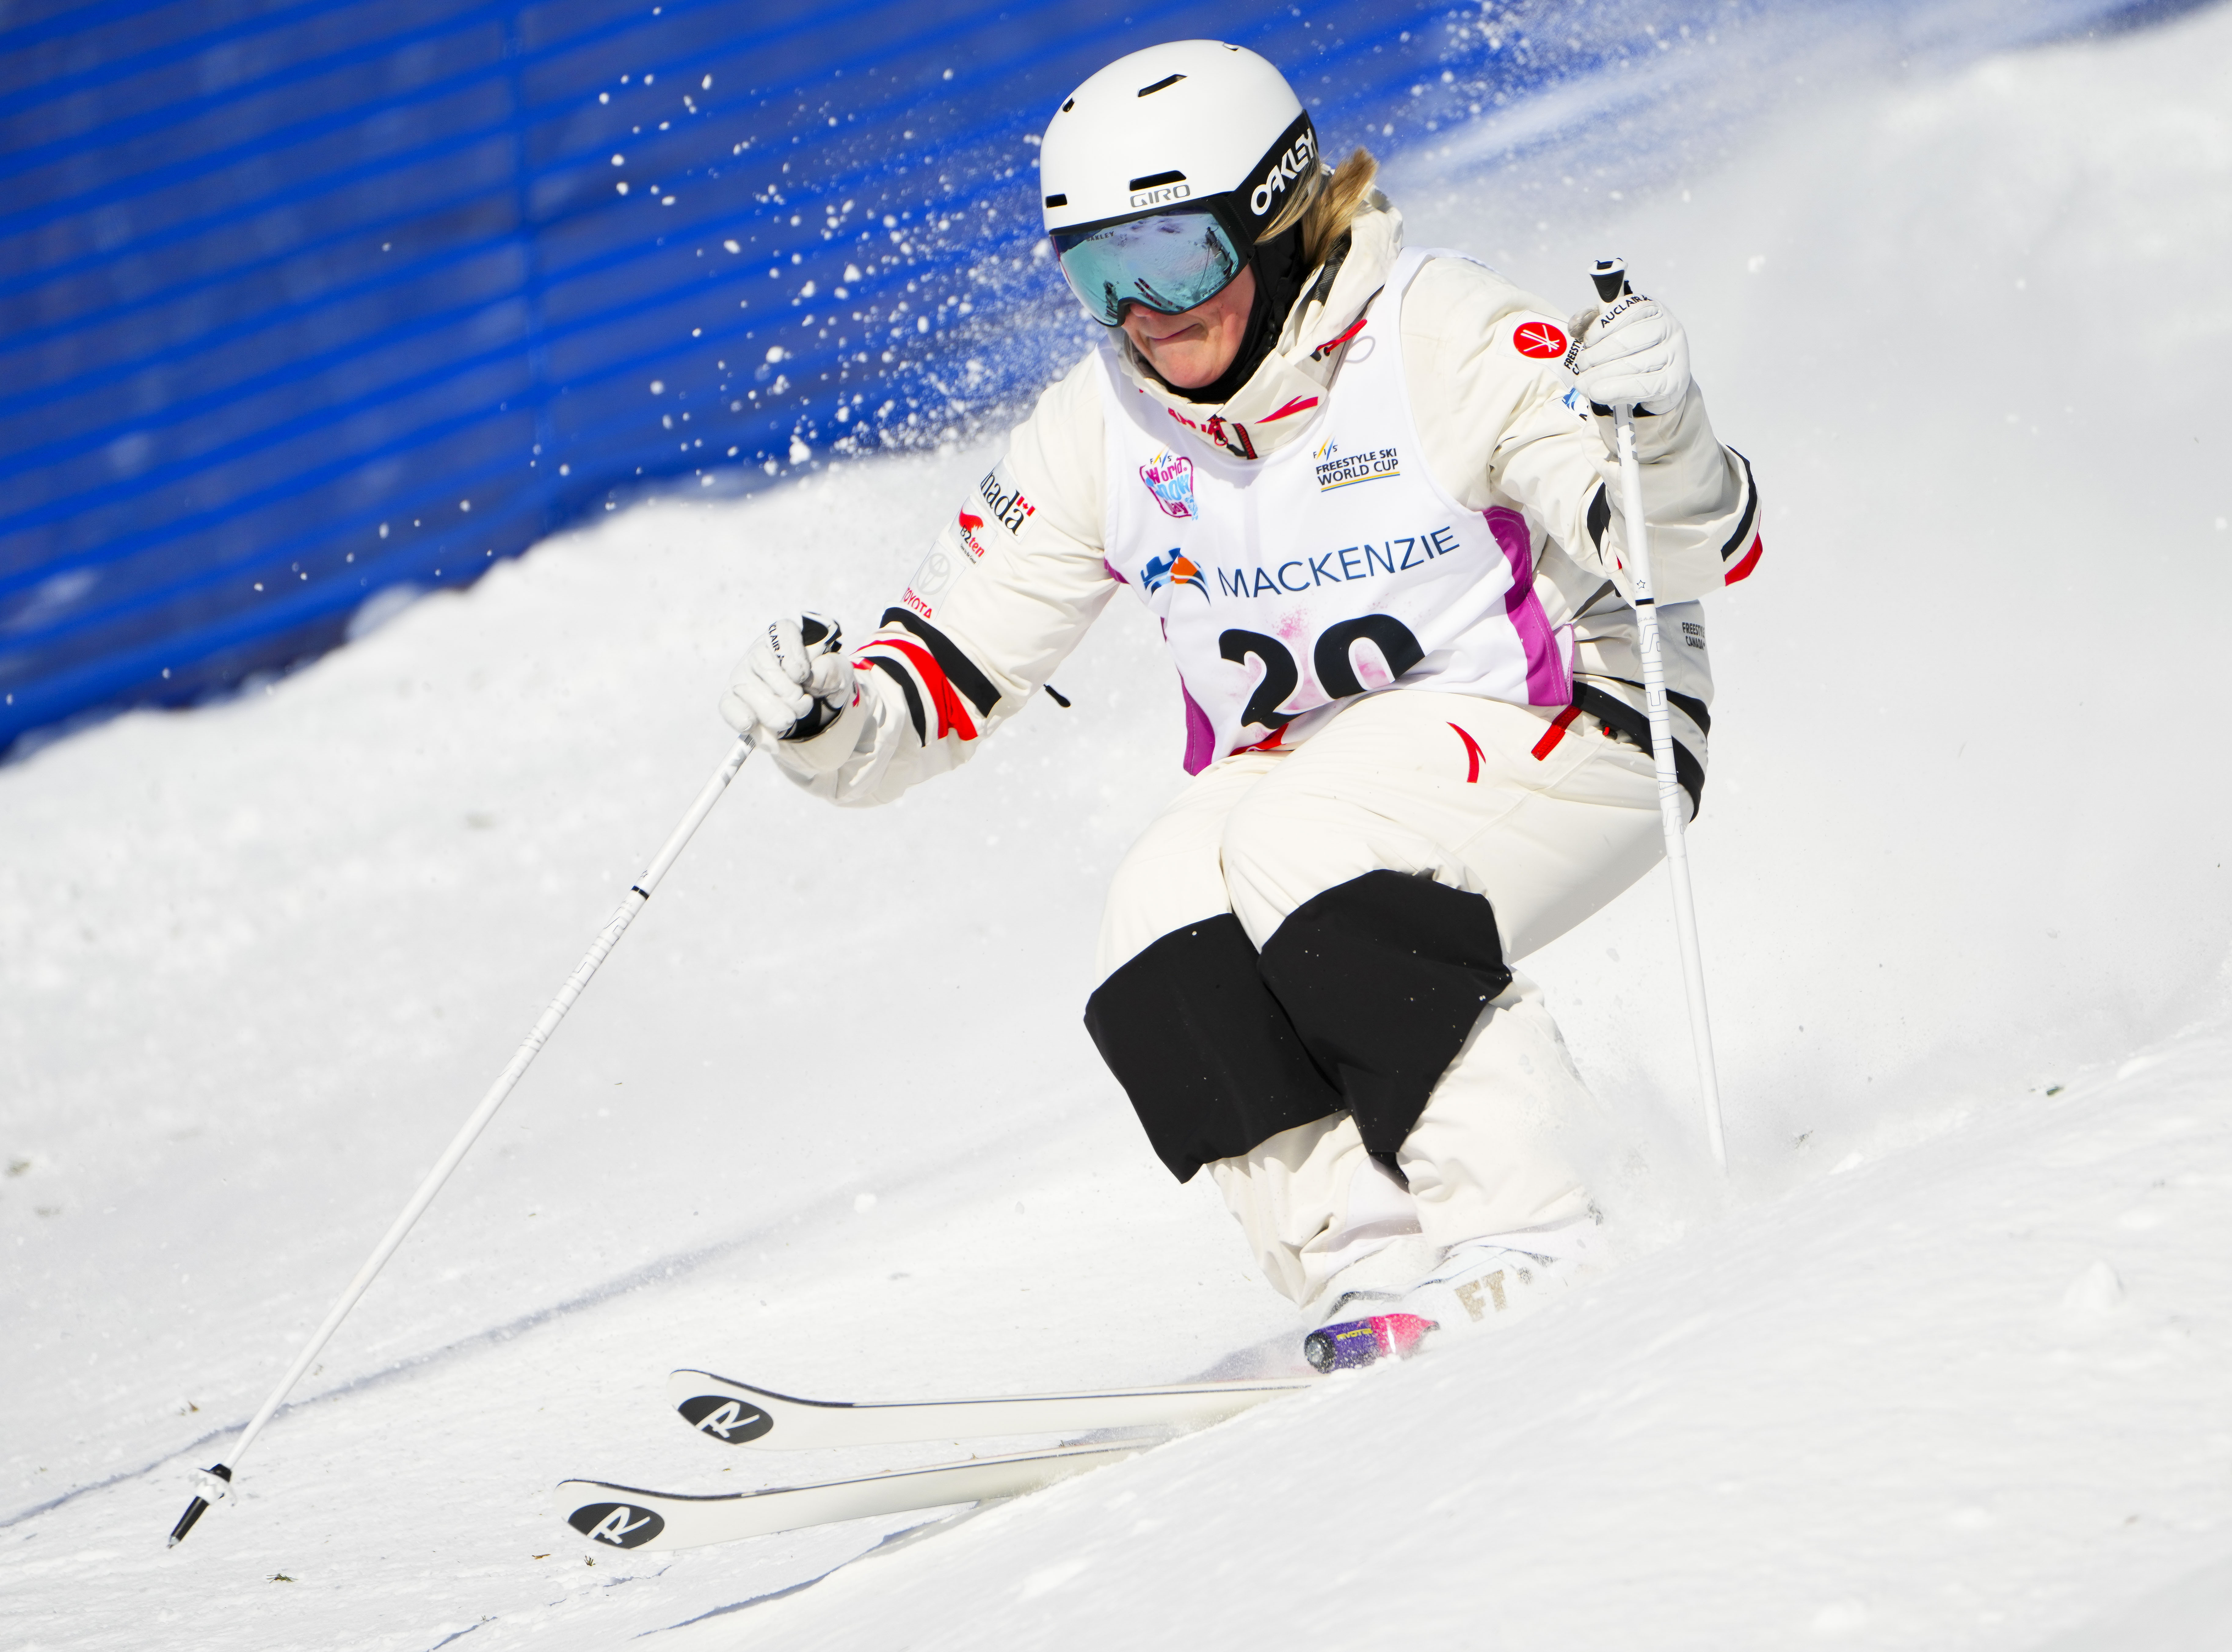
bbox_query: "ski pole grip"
[1590,257,1631,304]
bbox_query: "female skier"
[719,41,1762,1372]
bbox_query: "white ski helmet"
[1041,42,1318,327]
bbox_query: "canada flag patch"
[1512,320,1569,360]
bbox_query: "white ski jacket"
[770,194,1762,811]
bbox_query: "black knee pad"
[1084,915,1344,1183]
[1258,870,1512,1158]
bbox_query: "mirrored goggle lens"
[1053,210,1245,327]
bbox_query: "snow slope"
[5,8,2232,1648]
[707,1021,2232,1651]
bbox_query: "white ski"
[667,1367,1316,1449]
[559,1441,1144,1551]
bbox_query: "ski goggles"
[1052,206,1248,328]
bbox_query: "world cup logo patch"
[1139,452,1198,519]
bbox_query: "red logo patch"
[1513,321,1569,360]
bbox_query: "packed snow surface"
[6,9,2232,1648]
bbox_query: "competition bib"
[1099,247,1572,773]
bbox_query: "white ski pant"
[1095,689,1674,1309]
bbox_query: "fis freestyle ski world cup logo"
[1139,452,1197,519]
[1312,439,1401,492]
[1140,549,1209,600]
[1512,320,1569,360]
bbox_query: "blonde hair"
[1260,146,1379,270]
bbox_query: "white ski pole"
[168,728,762,1546]
[1588,257,1727,1169]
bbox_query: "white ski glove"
[718,612,852,741]
[1567,287,1691,416]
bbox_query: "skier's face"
[1121,264,1256,390]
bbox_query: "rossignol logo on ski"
[568,1501,666,1548]
[1512,320,1569,360]
[1139,452,1198,519]
[1313,440,1401,491]
[677,1393,774,1443]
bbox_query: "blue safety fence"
[0,0,2201,757]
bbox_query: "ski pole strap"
[1567,683,1704,818]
